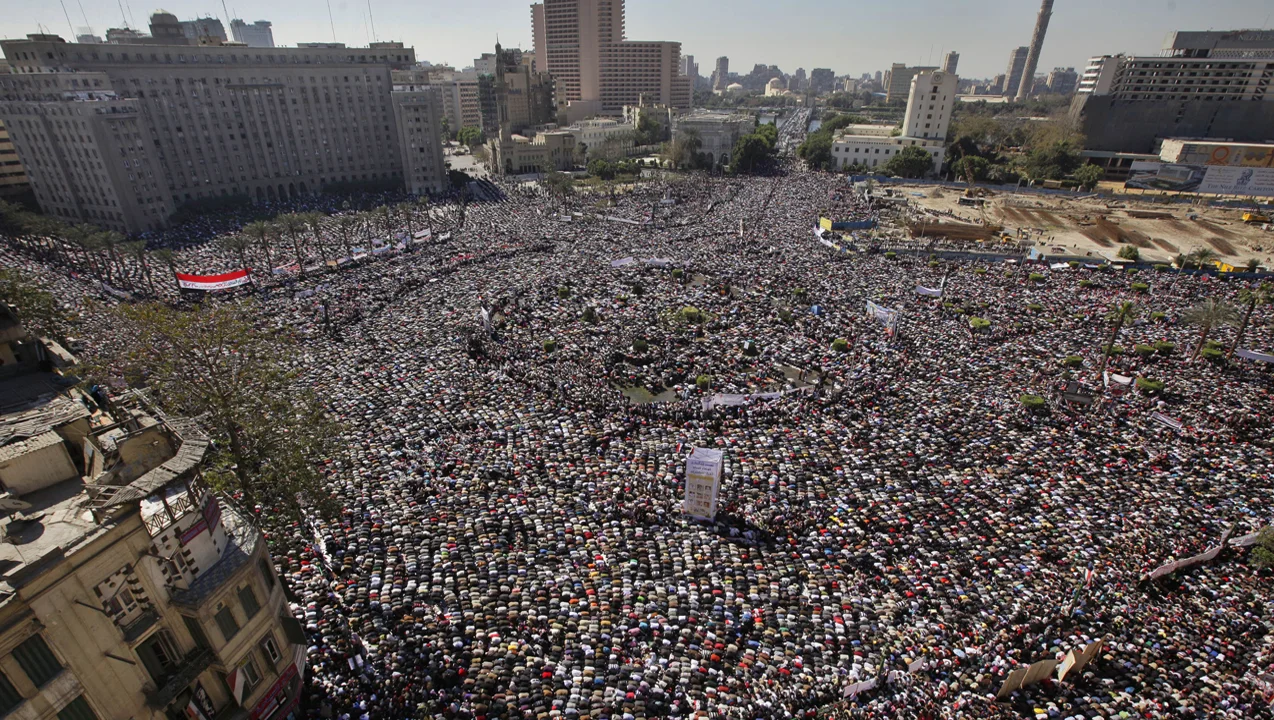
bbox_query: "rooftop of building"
[0,477,106,595]
[170,503,257,607]
[0,373,89,447]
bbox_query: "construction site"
[896,183,1274,269]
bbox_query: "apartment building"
[597,41,690,111]
[0,34,418,232]
[884,64,937,104]
[393,68,483,132]
[831,69,956,174]
[230,20,274,48]
[531,0,691,116]
[0,314,305,720]
[390,84,448,196]
[1004,46,1029,98]
[0,119,28,196]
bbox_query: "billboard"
[1172,142,1274,168]
[683,447,723,520]
[1125,161,1274,197]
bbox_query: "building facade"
[569,118,635,158]
[672,111,755,169]
[0,318,306,720]
[390,85,449,195]
[229,20,274,48]
[531,0,691,115]
[809,68,834,94]
[0,35,418,232]
[1072,30,1274,152]
[1046,67,1078,95]
[832,69,955,174]
[711,56,728,92]
[179,18,228,44]
[942,51,959,75]
[1004,46,1029,98]
[885,64,936,103]
[0,119,29,196]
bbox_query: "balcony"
[121,607,160,643]
[145,646,214,708]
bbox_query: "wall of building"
[1073,94,1274,153]
[0,120,30,196]
[0,38,416,232]
[0,437,77,495]
[391,88,448,195]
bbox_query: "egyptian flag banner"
[176,269,251,291]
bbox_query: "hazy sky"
[4,0,1272,79]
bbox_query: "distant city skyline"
[2,0,1271,80]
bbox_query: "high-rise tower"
[1015,0,1054,101]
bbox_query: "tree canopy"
[457,126,485,148]
[0,268,70,342]
[882,146,934,179]
[104,302,343,520]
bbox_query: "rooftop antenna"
[124,0,137,29]
[117,0,129,26]
[220,0,231,25]
[76,0,90,27]
[59,0,77,39]
[367,0,378,42]
[326,0,337,41]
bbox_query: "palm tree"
[121,240,156,295]
[1189,247,1218,270]
[276,213,308,267]
[397,202,416,240]
[1229,282,1271,358]
[1183,298,1240,358]
[1097,301,1139,377]
[333,214,359,260]
[416,195,434,235]
[219,235,254,281]
[151,248,179,293]
[98,230,126,284]
[302,212,330,270]
[357,211,377,250]
[63,224,100,277]
[243,221,275,271]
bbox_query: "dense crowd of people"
[3,168,1273,720]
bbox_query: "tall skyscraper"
[712,56,729,91]
[942,51,959,75]
[681,54,697,81]
[230,19,274,47]
[1005,46,1029,97]
[810,68,834,94]
[1016,0,1054,101]
[180,17,228,43]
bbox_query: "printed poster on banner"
[683,447,723,521]
[176,269,252,291]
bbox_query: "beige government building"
[0,34,447,233]
[0,305,307,719]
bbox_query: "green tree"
[663,128,703,170]
[1252,528,1274,567]
[1231,282,1272,358]
[953,155,991,182]
[242,221,276,270]
[1074,163,1104,190]
[1183,298,1240,358]
[457,126,485,148]
[633,113,664,145]
[588,158,616,180]
[276,213,309,267]
[121,240,156,295]
[218,235,254,279]
[1098,301,1139,377]
[106,302,342,520]
[1021,141,1082,181]
[797,133,833,170]
[300,212,330,269]
[882,145,934,179]
[0,268,70,342]
[754,123,778,149]
[542,171,575,202]
[731,133,772,173]
[1117,245,1140,261]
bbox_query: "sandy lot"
[899,184,1274,268]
